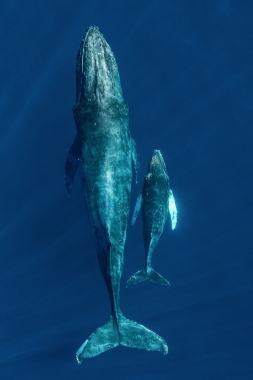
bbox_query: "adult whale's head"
[75,26,123,106]
[147,150,168,178]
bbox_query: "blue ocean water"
[1,1,252,379]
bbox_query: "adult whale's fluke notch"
[65,26,168,362]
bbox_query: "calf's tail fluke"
[126,268,170,287]
[76,314,168,363]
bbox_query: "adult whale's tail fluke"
[76,315,168,363]
[76,316,119,362]
[126,268,170,287]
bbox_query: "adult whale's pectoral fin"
[131,138,139,184]
[76,316,119,363]
[65,134,82,196]
[168,189,177,230]
[132,193,143,226]
[119,315,168,354]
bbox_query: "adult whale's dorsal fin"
[130,138,139,184]
[132,193,143,226]
[168,189,177,230]
[65,133,82,196]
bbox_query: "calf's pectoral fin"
[168,189,177,230]
[65,133,82,196]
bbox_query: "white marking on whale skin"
[105,170,113,192]
[96,169,115,225]
[105,169,114,216]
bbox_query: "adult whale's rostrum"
[65,26,168,362]
[127,150,177,287]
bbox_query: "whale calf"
[65,27,168,362]
[127,150,177,287]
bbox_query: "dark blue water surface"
[1,1,253,379]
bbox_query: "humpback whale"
[127,150,177,287]
[65,27,168,362]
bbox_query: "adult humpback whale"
[65,27,168,362]
[127,150,177,287]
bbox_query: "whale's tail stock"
[126,268,170,287]
[76,314,168,362]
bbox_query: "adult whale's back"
[65,26,167,362]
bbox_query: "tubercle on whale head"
[75,26,123,106]
[147,150,167,177]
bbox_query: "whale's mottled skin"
[65,27,168,362]
[127,150,177,287]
